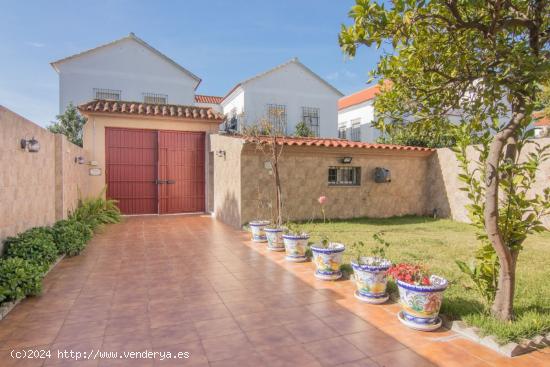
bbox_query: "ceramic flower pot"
[282,233,310,262]
[351,257,391,304]
[249,220,270,243]
[396,275,448,331]
[265,227,284,251]
[310,243,345,280]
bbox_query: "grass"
[298,216,550,344]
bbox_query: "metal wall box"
[374,167,391,183]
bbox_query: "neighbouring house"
[78,100,223,215]
[337,84,382,143]
[50,33,204,113]
[534,111,550,138]
[220,58,343,137]
[194,95,223,113]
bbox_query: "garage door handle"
[166,179,176,184]
[155,179,168,184]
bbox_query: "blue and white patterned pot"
[282,233,310,262]
[310,243,345,280]
[396,275,448,331]
[351,257,391,304]
[265,227,284,251]
[249,220,270,242]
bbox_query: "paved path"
[0,215,548,366]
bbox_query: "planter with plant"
[249,220,270,243]
[265,226,284,251]
[388,263,448,331]
[282,223,310,262]
[350,232,392,303]
[310,236,345,280]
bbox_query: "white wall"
[56,38,197,113]
[195,102,223,113]
[222,62,340,138]
[338,100,380,142]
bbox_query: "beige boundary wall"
[428,138,550,228]
[211,134,550,228]
[0,106,90,252]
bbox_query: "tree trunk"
[484,107,525,321]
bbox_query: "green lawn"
[298,216,550,344]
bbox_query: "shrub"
[3,227,58,267]
[71,190,121,230]
[0,257,43,303]
[52,220,93,257]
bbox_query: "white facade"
[220,59,342,138]
[337,100,381,143]
[51,34,201,113]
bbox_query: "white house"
[220,58,343,137]
[337,84,382,143]
[51,33,202,113]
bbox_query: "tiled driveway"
[1,215,548,366]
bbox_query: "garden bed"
[299,216,550,345]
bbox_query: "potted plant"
[350,232,392,304]
[265,226,285,251]
[310,236,345,280]
[387,263,448,331]
[249,220,270,243]
[282,223,310,262]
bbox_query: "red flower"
[387,263,431,285]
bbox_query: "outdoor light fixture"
[20,137,40,153]
[216,149,226,158]
[340,157,353,164]
[74,156,86,164]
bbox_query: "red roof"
[533,111,550,127]
[78,100,224,121]
[195,95,223,104]
[338,85,381,110]
[241,135,434,153]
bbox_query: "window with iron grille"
[328,166,361,186]
[351,118,361,142]
[94,88,121,101]
[267,104,287,134]
[143,93,168,104]
[301,107,320,137]
[338,123,347,139]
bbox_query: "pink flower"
[318,196,327,205]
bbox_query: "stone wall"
[211,135,434,226]
[428,138,550,227]
[0,106,90,252]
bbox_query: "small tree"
[48,103,87,147]
[294,121,315,137]
[242,117,285,228]
[339,0,550,321]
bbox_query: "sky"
[0,0,384,127]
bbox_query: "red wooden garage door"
[105,128,205,215]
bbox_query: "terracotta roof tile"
[240,135,434,153]
[533,111,550,127]
[338,81,391,111]
[78,100,224,122]
[195,95,224,104]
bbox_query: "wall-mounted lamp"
[20,137,40,153]
[340,157,353,164]
[216,149,226,158]
[74,156,86,164]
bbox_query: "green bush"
[52,220,93,257]
[3,227,58,267]
[71,190,121,230]
[0,257,43,303]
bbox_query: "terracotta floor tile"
[244,325,298,348]
[224,300,266,317]
[234,311,282,331]
[200,332,254,362]
[105,315,151,337]
[284,318,339,343]
[304,336,366,366]
[371,347,437,367]
[344,329,408,357]
[208,351,266,367]
[46,337,103,365]
[194,317,241,339]
[322,312,375,335]
[336,358,381,367]
[150,322,199,348]
[256,345,322,367]
[55,320,108,343]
